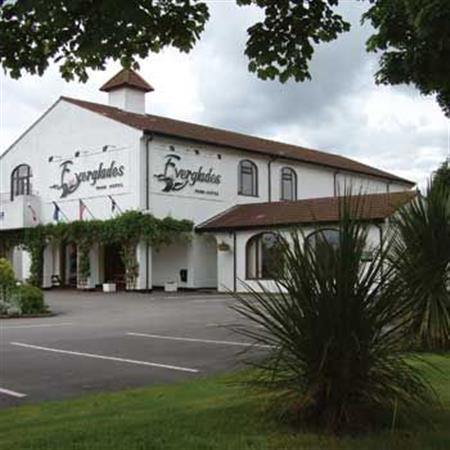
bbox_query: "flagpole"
[53,201,69,222]
[108,195,123,214]
[80,199,95,220]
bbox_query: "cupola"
[100,69,153,114]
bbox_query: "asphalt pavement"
[0,290,261,408]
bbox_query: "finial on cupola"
[100,68,154,114]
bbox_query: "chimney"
[100,69,154,114]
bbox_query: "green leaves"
[0,211,193,289]
[1,0,448,114]
[390,177,450,350]
[0,0,210,82]
[363,0,450,117]
[231,194,434,432]
[240,0,350,83]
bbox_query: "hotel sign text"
[154,153,221,194]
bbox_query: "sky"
[1,1,448,189]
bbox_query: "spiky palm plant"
[232,196,433,433]
[390,183,450,350]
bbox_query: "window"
[246,232,284,279]
[305,229,340,264]
[10,164,32,201]
[280,167,297,201]
[238,160,258,196]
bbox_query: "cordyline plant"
[390,182,450,350]
[231,195,434,433]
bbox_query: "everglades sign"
[154,153,221,194]
[50,155,127,198]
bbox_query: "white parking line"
[10,342,199,373]
[127,332,273,348]
[2,322,73,330]
[0,387,27,398]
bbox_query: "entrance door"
[104,244,126,289]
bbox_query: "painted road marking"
[10,342,199,373]
[0,387,27,398]
[2,322,73,330]
[127,332,273,348]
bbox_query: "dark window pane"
[281,167,297,201]
[239,160,257,196]
[246,232,283,279]
[11,164,32,200]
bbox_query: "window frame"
[305,228,340,258]
[280,166,297,201]
[238,159,258,197]
[10,164,32,201]
[246,232,284,280]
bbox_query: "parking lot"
[0,290,261,409]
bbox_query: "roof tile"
[197,191,416,231]
[100,69,154,93]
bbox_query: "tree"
[0,0,449,116]
[232,197,433,433]
[433,159,450,192]
[0,257,16,302]
[363,0,450,117]
[390,179,450,350]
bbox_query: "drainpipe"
[267,156,278,202]
[333,170,339,197]
[143,131,153,211]
[233,232,237,293]
[143,131,153,291]
[375,221,385,279]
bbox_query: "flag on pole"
[79,199,86,221]
[27,203,38,223]
[108,195,122,214]
[108,195,118,213]
[53,202,60,222]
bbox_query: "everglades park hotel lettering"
[50,159,125,198]
[154,153,221,194]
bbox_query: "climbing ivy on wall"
[0,211,193,288]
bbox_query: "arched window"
[10,164,32,201]
[238,160,258,196]
[280,167,297,201]
[305,228,340,256]
[246,232,284,279]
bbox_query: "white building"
[0,69,415,293]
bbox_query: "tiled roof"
[100,69,154,93]
[61,96,414,186]
[196,191,417,231]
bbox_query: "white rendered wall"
[217,223,385,293]
[0,100,142,225]
[152,241,189,288]
[186,234,218,288]
[108,88,146,114]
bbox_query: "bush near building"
[0,258,48,317]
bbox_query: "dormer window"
[11,164,32,201]
[238,160,258,196]
[280,167,297,201]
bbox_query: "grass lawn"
[0,354,449,450]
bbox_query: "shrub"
[13,284,47,314]
[0,300,10,315]
[391,182,450,350]
[232,196,434,433]
[0,257,16,302]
